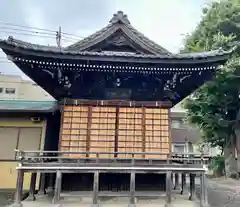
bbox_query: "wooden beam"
[11,169,24,207]
[26,172,37,201]
[92,171,99,207]
[165,171,172,207]
[200,172,209,207]
[141,107,146,158]
[38,173,46,195]
[86,106,92,158]
[129,172,136,206]
[189,173,197,201]
[46,173,55,192]
[114,107,119,157]
[53,171,62,204]
[180,173,187,195]
[173,173,180,190]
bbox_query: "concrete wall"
[0,74,54,101]
[0,117,47,190]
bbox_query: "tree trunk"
[234,127,240,176]
[224,137,237,178]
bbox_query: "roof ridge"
[65,11,172,55]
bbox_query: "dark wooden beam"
[129,172,136,206]
[53,171,62,204]
[12,169,24,207]
[200,172,209,207]
[165,171,172,207]
[26,173,37,201]
[38,173,46,195]
[189,173,197,201]
[92,171,99,207]
[173,173,180,190]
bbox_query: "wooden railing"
[15,150,210,166]
[12,150,210,207]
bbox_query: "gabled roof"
[65,11,172,55]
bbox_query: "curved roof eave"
[0,37,234,65]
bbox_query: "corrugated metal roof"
[0,100,57,112]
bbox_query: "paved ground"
[4,177,240,207]
[19,193,198,207]
[196,178,240,207]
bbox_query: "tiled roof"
[0,37,234,60]
[65,11,171,55]
[0,100,57,112]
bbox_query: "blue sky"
[0,0,212,78]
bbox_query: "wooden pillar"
[189,173,197,201]
[180,173,186,194]
[38,173,46,195]
[53,171,62,204]
[47,173,55,192]
[129,172,136,207]
[11,169,24,207]
[174,173,180,190]
[200,172,209,207]
[26,173,37,201]
[92,171,99,207]
[165,171,172,207]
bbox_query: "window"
[171,120,181,128]
[172,144,185,153]
[5,88,16,94]
[0,87,3,93]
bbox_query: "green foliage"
[183,0,240,150]
[209,155,225,177]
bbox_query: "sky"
[0,0,212,79]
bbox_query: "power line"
[0,20,84,39]
[0,26,55,36]
[0,30,76,43]
[0,30,56,39]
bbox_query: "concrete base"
[200,203,210,207]
[91,204,100,207]
[11,203,23,207]
[128,204,136,207]
[164,203,173,207]
[37,190,46,196]
[25,194,36,201]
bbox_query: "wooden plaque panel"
[60,103,170,159]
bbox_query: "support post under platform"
[180,173,186,194]
[189,173,197,201]
[129,172,136,207]
[165,171,172,207]
[92,171,99,207]
[38,173,46,195]
[11,169,24,207]
[53,171,62,204]
[174,173,180,190]
[200,172,209,207]
[26,172,37,201]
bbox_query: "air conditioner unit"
[30,117,42,123]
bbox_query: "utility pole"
[56,26,62,48]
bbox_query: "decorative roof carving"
[109,11,131,24]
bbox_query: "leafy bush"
[209,155,225,177]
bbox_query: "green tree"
[183,0,240,177]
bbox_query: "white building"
[0,73,54,101]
